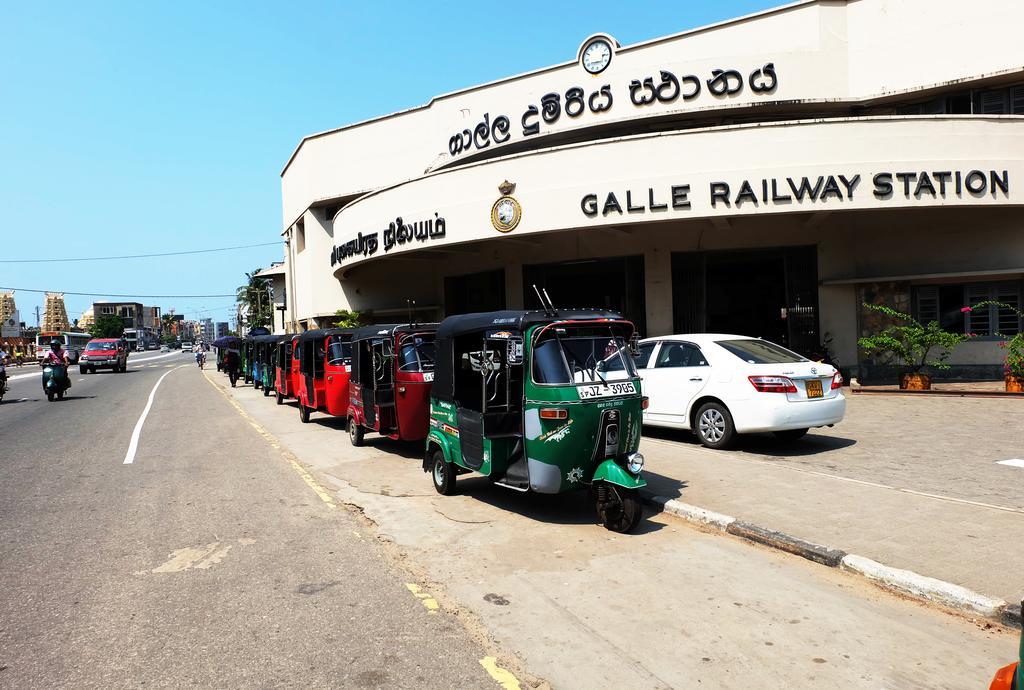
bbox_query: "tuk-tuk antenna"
[531,284,554,316]
[542,287,557,313]
[407,299,417,328]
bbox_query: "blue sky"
[1,0,780,325]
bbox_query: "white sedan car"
[635,334,845,449]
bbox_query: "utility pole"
[35,305,40,328]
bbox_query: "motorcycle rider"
[0,345,9,391]
[42,340,72,389]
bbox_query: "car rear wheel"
[695,402,736,449]
[773,428,809,442]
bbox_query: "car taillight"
[748,375,797,393]
[539,408,568,420]
[831,372,843,390]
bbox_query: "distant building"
[78,306,95,330]
[216,321,229,338]
[92,301,143,329]
[200,318,214,342]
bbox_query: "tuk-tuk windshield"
[533,324,637,385]
[398,334,435,372]
[327,336,352,366]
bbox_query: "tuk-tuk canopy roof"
[294,327,356,344]
[435,309,625,341]
[351,323,439,342]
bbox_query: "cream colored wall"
[281,0,1024,226]
[327,117,1023,276]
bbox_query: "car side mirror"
[628,333,640,357]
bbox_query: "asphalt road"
[0,352,498,688]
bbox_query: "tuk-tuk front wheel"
[263,385,270,397]
[348,418,364,446]
[276,391,283,405]
[431,450,455,496]
[594,483,642,533]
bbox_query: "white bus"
[36,331,92,363]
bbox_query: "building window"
[914,282,1022,336]
[974,85,1024,115]
[100,306,114,315]
[295,221,305,253]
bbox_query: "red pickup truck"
[79,338,129,374]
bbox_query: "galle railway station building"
[273,0,1024,380]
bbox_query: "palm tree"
[237,269,273,330]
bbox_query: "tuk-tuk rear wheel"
[348,418,364,446]
[431,450,455,495]
[47,392,55,402]
[594,483,643,533]
[276,391,283,405]
[299,403,310,424]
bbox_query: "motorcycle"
[0,362,7,403]
[41,361,70,401]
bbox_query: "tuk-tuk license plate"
[805,379,823,398]
[578,381,637,399]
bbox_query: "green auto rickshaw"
[424,308,647,532]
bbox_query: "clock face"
[491,196,521,232]
[582,39,612,74]
[497,199,515,224]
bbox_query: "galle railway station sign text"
[447,62,778,158]
[581,169,1011,217]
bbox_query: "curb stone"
[640,490,1019,629]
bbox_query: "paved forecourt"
[639,393,1024,606]
[0,355,501,688]
[210,370,1018,690]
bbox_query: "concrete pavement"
[638,393,1024,606]
[0,353,505,688]
[211,370,1019,689]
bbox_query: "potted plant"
[963,301,1024,392]
[857,303,969,390]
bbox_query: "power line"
[0,241,281,263]
[0,286,236,298]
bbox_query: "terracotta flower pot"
[1006,375,1024,393]
[900,373,932,390]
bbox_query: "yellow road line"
[405,583,439,613]
[479,657,521,690]
[201,371,338,511]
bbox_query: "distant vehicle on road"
[146,343,159,351]
[36,331,90,364]
[79,338,128,374]
[182,341,193,352]
[635,334,845,449]
[160,345,169,353]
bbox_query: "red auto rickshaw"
[347,323,438,446]
[274,335,299,405]
[295,328,355,423]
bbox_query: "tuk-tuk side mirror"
[628,332,640,357]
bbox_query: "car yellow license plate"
[806,379,823,398]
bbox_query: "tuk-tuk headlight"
[626,452,644,474]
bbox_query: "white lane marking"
[78,378,85,382]
[997,459,1024,468]
[123,365,187,465]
